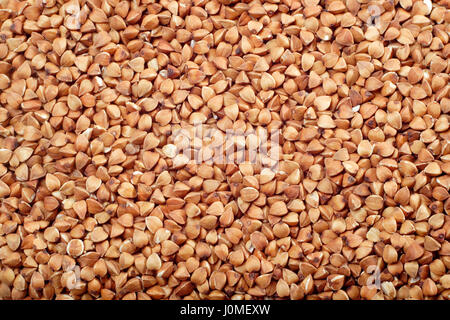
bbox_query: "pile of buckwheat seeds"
[0,0,449,300]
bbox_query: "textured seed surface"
[0,0,449,301]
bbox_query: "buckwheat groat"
[0,0,448,300]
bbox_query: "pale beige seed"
[357,140,373,157]
[146,253,162,271]
[240,187,259,202]
[269,201,288,216]
[90,227,108,243]
[365,195,384,210]
[66,239,84,257]
[118,182,137,198]
[86,176,102,193]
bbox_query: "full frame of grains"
[0,0,449,300]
